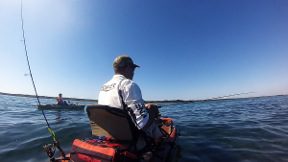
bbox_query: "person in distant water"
[56,93,68,106]
[98,55,163,141]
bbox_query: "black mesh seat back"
[86,105,139,141]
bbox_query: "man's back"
[98,74,149,129]
[98,74,124,108]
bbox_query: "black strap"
[118,89,127,111]
[117,79,126,110]
[117,80,138,128]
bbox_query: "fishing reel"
[43,143,56,159]
[43,140,69,162]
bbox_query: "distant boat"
[37,104,85,110]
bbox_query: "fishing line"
[20,0,66,158]
[203,92,255,101]
[159,92,255,107]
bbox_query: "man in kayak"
[56,93,68,106]
[98,55,163,141]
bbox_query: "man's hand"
[145,103,161,118]
[145,103,161,109]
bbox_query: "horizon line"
[1,91,287,103]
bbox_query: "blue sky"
[1,0,288,100]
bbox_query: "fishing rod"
[20,0,66,160]
[157,91,255,107]
[202,92,255,101]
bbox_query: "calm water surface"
[0,94,288,162]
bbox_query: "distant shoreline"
[0,91,287,103]
[0,91,197,103]
[0,91,196,103]
[0,92,97,102]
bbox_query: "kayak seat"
[85,105,140,142]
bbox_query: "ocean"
[0,94,288,162]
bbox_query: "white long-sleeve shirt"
[98,74,149,129]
